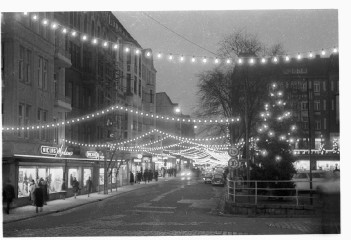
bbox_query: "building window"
[134,76,137,94]
[43,59,47,90]
[37,57,42,89]
[323,81,326,91]
[19,45,25,81]
[301,102,308,110]
[38,108,48,141]
[314,100,320,111]
[127,74,132,93]
[303,122,309,130]
[313,81,320,93]
[315,120,321,130]
[18,103,30,138]
[53,118,58,144]
[331,81,334,91]
[25,49,32,84]
[150,90,153,103]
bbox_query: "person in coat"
[137,171,142,184]
[33,184,44,213]
[86,176,93,197]
[29,179,36,205]
[3,179,15,214]
[129,171,134,185]
[39,178,49,205]
[72,177,80,199]
[154,171,159,181]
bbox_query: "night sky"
[114,9,338,115]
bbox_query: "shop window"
[18,167,36,198]
[83,168,92,186]
[68,168,79,188]
[47,167,63,193]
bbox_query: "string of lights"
[19,12,339,67]
[2,100,241,132]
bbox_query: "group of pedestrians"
[166,168,177,177]
[131,170,159,184]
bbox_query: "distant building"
[156,92,195,169]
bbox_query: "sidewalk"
[3,177,174,224]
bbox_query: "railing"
[226,179,321,206]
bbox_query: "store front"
[2,143,130,207]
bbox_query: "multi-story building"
[269,54,340,170]
[1,11,157,206]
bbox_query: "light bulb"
[82,35,87,41]
[214,58,219,64]
[261,58,266,63]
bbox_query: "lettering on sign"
[86,151,99,159]
[56,145,73,157]
[41,146,57,155]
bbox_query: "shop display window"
[17,166,63,197]
[83,168,92,186]
[99,168,104,185]
[18,167,36,198]
[47,168,63,193]
[68,168,79,188]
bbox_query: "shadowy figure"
[3,179,15,214]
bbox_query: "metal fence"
[226,179,321,206]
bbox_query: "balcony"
[54,93,72,112]
[54,40,72,68]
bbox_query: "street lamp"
[175,107,181,171]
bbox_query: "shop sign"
[86,151,101,159]
[40,145,73,157]
[134,159,141,163]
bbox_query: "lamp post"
[305,77,313,204]
[175,107,181,171]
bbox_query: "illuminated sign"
[86,151,99,159]
[41,145,73,157]
[134,159,141,163]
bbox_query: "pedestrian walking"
[39,178,49,205]
[72,177,80,199]
[86,176,93,197]
[3,179,15,214]
[33,184,44,213]
[155,171,158,181]
[137,171,142,184]
[143,170,148,184]
[130,171,134,185]
[148,170,153,182]
[29,179,36,205]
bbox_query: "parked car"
[202,173,213,184]
[292,170,327,192]
[211,173,225,186]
